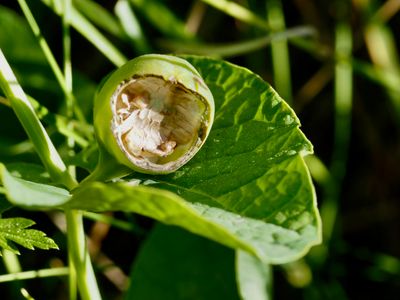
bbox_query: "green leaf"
[0,217,58,255]
[131,56,322,263]
[66,181,254,254]
[0,163,70,209]
[5,162,51,184]
[126,224,240,300]
[0,56,321,264]
[236,251,272,300]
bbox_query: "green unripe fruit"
[94,54,214,174]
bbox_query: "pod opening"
[111,75,209,172]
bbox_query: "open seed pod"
[94,54,214,174]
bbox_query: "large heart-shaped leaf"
[129,56,321,263]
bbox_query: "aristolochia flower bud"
[94,54,214,174]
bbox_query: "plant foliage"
[0,217,58,255]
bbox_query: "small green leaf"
[0,217,58,255]
[126,224,239,300]
[0,163,70,209]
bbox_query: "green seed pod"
[94,54,214,174]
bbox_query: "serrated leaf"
[0,217,58,255]
[0,163,70,209]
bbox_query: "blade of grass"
[311,21,353,266]
[0,50,76,189]
[41,0,127,67]
[374,0,400,22]
[159,26,315,57]
[266,0,292,103]
[352,58,400,93]
[73,0,125,39]
[200,0,269,30]
[129,0,194,40]
[16,0,89,135]
[185,0,207,34]
[16,0,66,97]
[363,6,400,118]
[115,0,151,54]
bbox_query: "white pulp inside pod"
[112,76,208,170]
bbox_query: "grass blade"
[266,0,292,103]
[41,0,127,67]
[201,0,269,30]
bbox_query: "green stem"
[0,50,76,189]
[266,0,292,104]
[83,211,142,234]
[61,1,101,299]
[200,0,269,30]
[1,250,23,297]
[17,0,90,133]
[328,21,353,237]
[66,210,101,300]
[0,49,101,299]
[0,267,69,283]
[81,145,131,183]
[311,21,353,266]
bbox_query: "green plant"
[0,1,322,299]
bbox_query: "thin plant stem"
[83,211,143,234]
[17,0,65,95]
[0,50,76,189]
[266,0,293,104]
[0,267,69,283]
[66,210,101,300]
[115,0,151,54]
[1,250,23,296]
[61,1,101,299]
[311,21,353,265]
[17,0,89,132]
[62,1,78,298]
[159,26,315,58]
[63,0,73,106]
[200,0,269,30]
[41,0,127,67]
